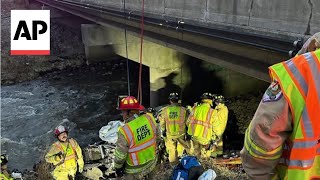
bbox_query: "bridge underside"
[33,0,291,82]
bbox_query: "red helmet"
[118,96,145,111]
[54,125,68,137]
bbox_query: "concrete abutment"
[81,24,268,106]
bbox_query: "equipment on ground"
[82,142,117,179]
[172,156,204,180]
[212,151,242,166]
[198,169,217,180]
[81,120,124,179]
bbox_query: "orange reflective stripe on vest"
[69,139,78,159]
[54,141,77,167]
[165,106,186,135]
[122,125,135,147]
[270,50,320,179]
[189,108,214,138]
[203,109,214,138]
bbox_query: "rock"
[45,92,54,97]
[52,76,61,81]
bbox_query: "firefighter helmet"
[168,92,179,101]
[54,125,68,137]
[200,92,213,100]
[118,96,145,111]
[214,95,226,103]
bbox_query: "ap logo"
[11,10,50,55]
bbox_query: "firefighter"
[158,92,189,165]
[211,95,229,157]
[45,125,84,180]
[186,93,217,159]
[114,96,160,180]
[0,154,13,180]
[241,33,320,179]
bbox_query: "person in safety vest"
[158,92,189,166]
[0,154,13,180]
[45,125,84,180]
[240,32,320,180]
[114,96,160,180]
[211,95,228,157]
[186,92,218,159]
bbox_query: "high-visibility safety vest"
[54,139,77,168]
[187,103,215,145]
[119,114,157,166]
[269,49,320,179]
[164,105,187,137]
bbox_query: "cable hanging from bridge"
[123,0,130,96]
[137,0,145,104]
[123,0,145,104]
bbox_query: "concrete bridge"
[29,0,320,105]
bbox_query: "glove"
[54,151,63,161]
[115,168,124,177]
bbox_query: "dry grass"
[23,158,54,180]
[201,158,248,180]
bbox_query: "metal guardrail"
[35,0,294,55]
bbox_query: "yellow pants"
[190,140,223,158]
[177,143,184,157]
[211,140,223,157]
[53,167,77,180]
[190,140,213,159]
[165,137,189,164]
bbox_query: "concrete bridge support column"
[81,24,117,64]
[111,31,189,107]
[82,25,189,106]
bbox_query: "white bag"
[198,169,217,180]
[99,121,124,144]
